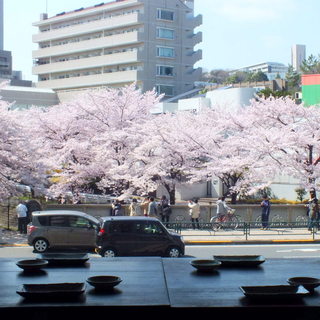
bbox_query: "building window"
[156,28,174,40]
[156,65,174,76]
[156,84,174,96]
[157,46,175,58]
[157,9,174,21]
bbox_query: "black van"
[97,216,185,257]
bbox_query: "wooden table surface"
[1,256,320,319]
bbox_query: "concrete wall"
[206,87,257,111]
[178,96,211,112]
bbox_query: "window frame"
[156,46,175,58]
[157,8,174,21]
[156,65,174,77]
[156,84,175,96]
[156,27,174,40]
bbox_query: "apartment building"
[32,0,202,101]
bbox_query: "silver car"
[27,210,100,253]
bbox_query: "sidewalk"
[1,227,320,247]
[0,228,28,246]
[181,227,320,245]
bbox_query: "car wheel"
[33,238,49,253]
[100,248,117,258]
[166,246,181,258]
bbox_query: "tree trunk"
[230,192,237,204]
[164,182,176,205]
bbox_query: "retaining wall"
[43,203,308,223]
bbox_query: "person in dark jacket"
[260,195,271,230]
[111,200,122,216]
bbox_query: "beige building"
[32,0,202,102]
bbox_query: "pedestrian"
[129,198,142,216]
[260,195,271,230]
[159,195,171,223]
[111,199,122,216]
[16,201,28,234]
[141,197,150,216]
[307,191,319,231]
[26,199,42,223]
[147,197,158,217]
[216,197,231,220]
[188,199,200,229]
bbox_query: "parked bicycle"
[210,209,241,230]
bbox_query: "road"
[186,243,320,259]
[1,243,320,259]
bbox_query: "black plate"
[240,285,308,300]
[37,253,89,265]
[214,255,265,267]
[17,283,85,300]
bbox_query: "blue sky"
[4,0,320,81]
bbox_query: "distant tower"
[291,44,306,72]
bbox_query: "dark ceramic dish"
[38,253,89,265]
[288,277,320,293]
[240,285,308,301]
[214,255,265,267]
[16,259,48,271]
[86,275,122,291]
[16,282,85,300]
[190,259,221,272]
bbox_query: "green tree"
[200,69,229,84]
[285,64,301,95]
[248,71,269,82]
[225,71,248,84]
[300,54,320,74]
[295,188,307,202]
[257,87,290,98]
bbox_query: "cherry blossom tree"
[232,96,320,194]
[19,84,161,198]
[124,111,206,203]
[168,106,275,203]
[0,94,47,201]
[147,96,320,203]
[13,83,320,204]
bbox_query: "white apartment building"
[32,0,202,102]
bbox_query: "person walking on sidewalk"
[260,195,271,230]
[188,199,201,229]
[147,197,158,217]
[16,202,28,234]
[306,191,319,231]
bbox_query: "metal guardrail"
[163,220,319,240]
